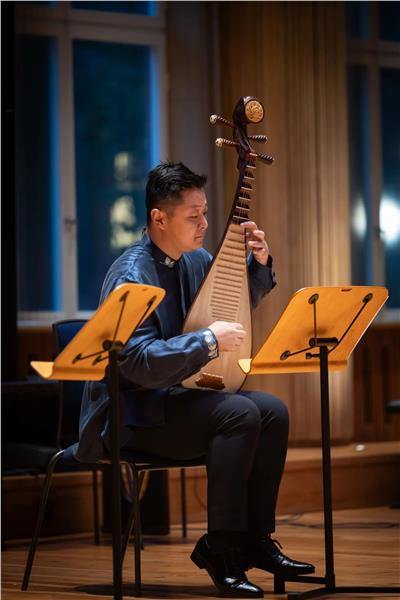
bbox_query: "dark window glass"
[15,35,61,311]
[19,1,58,5]
[71,1,157,16]
[346,1,369,39]
[379,2,400,42]
[347,65,373,287]
[73,40,156,310]
[380,68,400,309]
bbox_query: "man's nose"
[199,215,208,230]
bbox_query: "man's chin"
[182,238,204,253]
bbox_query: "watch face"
[245,100,264,123]
[204,330,218,358]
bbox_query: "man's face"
[156,188,208,256]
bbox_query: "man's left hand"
[241,221,270,266]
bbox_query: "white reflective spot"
[352,196,367,239]
[114,152,134,182]
[110,196,140,249]
[380,195,400,245]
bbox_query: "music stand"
[31,283,165,600]
[239,286,399,599]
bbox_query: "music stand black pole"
[239,286,400,598]
[319,344,335,593]
[108,344,123,600]
[282,340,339,598]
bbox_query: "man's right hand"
[208,321,247,352]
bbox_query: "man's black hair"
[145,162,207,223]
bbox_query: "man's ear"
[150,208,167,229]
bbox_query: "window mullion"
[152,37,168,164]
[368,59,385,286]
[58,27,78,318]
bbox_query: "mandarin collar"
[148,237,180,269]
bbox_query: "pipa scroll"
[181,96,274,392]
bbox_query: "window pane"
[15,35,61,311]
[71,1,157,16]
[346,1,369,39]
[379,2,400,42]
[380,68,400,309]
[347,65,373,286]
[73,40,157,310]
[19,1,58,6]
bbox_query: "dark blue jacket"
[75,234,276,462]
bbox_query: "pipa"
[181,96,274,392]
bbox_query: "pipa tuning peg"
[256,152,274,164]
[247,134,268,143]
[215,138,239,149]
[249,151,274,164]
[210,114,234,128]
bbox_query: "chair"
[386,399,400,415]
[2,379,68,545]
[22,319,205,597]
[2,338,101,552]
[20,320,101,590]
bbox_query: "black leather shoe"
[247,535,315,577]
[191,534,264,597]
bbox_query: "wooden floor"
[2,507,399,600]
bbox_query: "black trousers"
[123,387,289,534]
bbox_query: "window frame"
[347,2,400,322]
[15,1,168,326]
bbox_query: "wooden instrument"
[181,96,274,392]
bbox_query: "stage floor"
[2,506,399,599]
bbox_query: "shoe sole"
[250,562,315,577]
[191,549,264,598]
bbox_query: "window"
[71,1,157,15]
[346,2,400,316]
[16,34,61,312]
[15,1,167,322]
[73,39,157,309]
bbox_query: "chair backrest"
[52,319,87,449]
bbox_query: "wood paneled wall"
[17,326,54,379]
[353,324,400,442]
[219,2,352,443]
[167,1,225,252]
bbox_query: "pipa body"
[181,96,274,392]
[182,222,252,392]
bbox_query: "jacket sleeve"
[119,317,218,389]
[248,253,277,308]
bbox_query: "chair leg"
[21,450,64,590]
[274,574,286,594]
[180,468,187,538]
[131,465,142,597]
[121,465,138,561]
[92,469,101,545]
[122,468,146,558]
